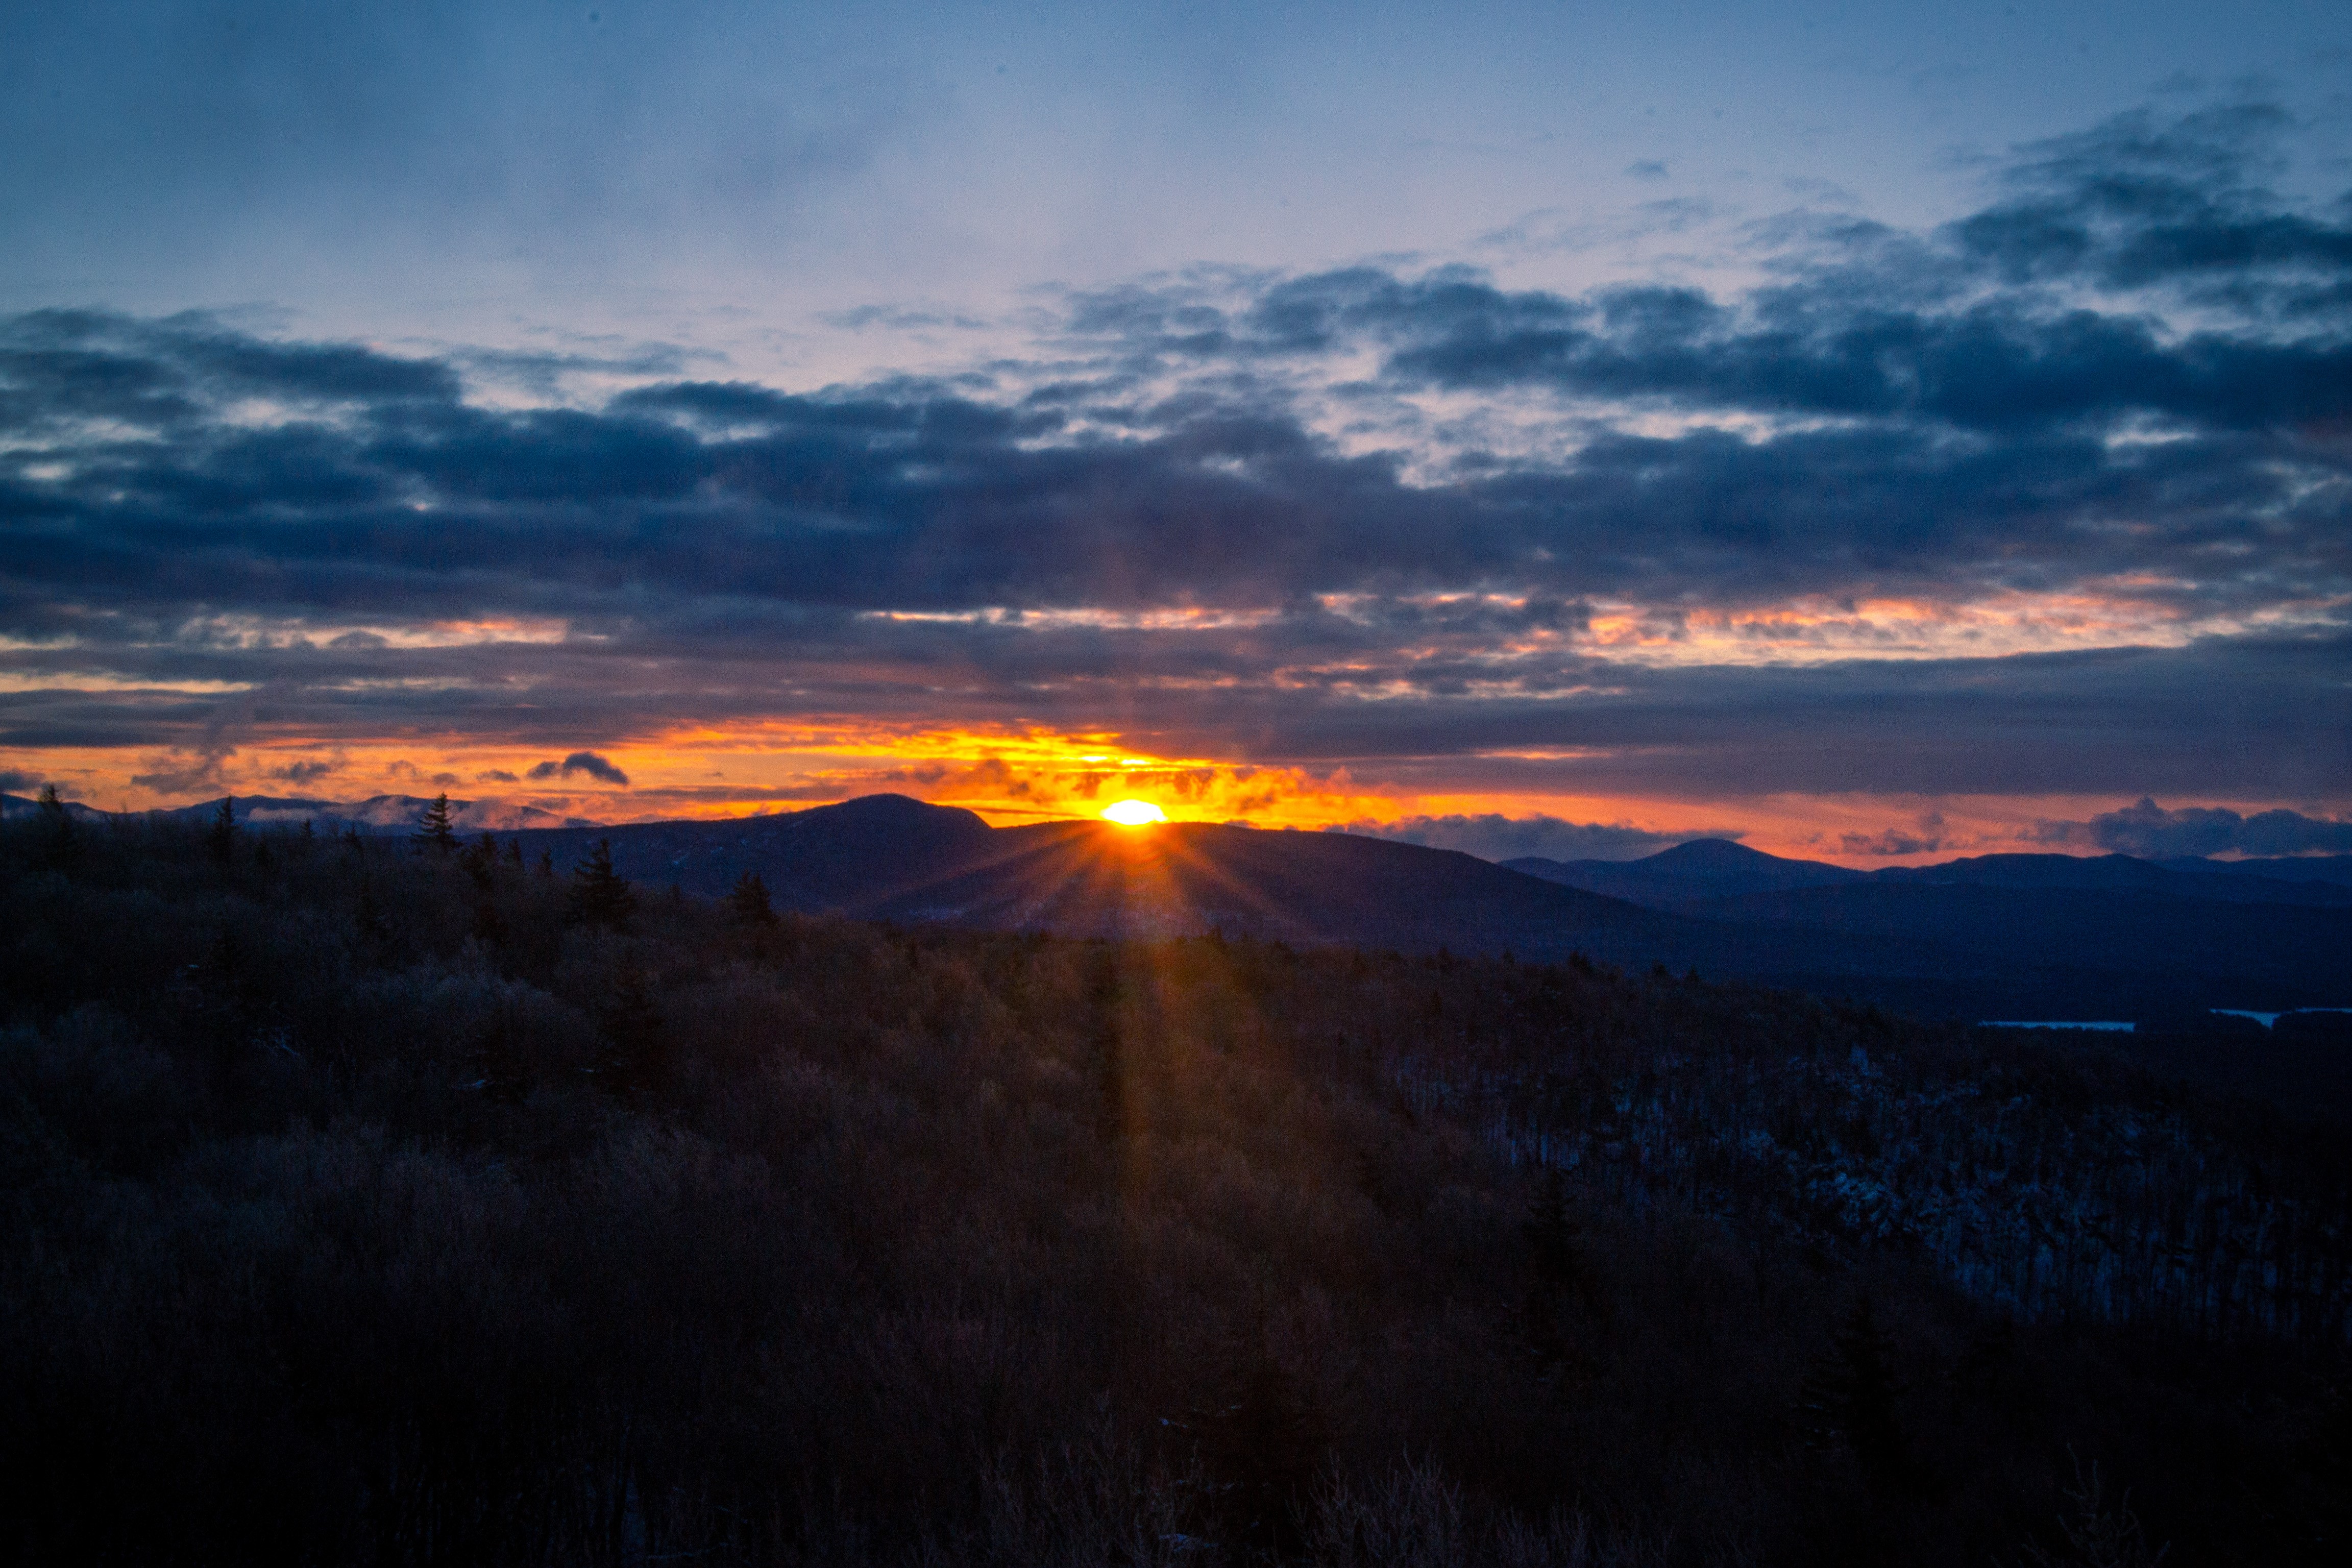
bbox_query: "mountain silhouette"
[2157,853,2352,890]
[1506,839,1865,900]
[18,791,2349,1023]
[1510,840,2352,911]
[859,818,1682,960]
[112,793,601,834]
[496,801,2348,1020]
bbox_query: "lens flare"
[1100,799,1167,826]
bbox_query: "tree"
[726,869,777,927]
[567,840,636,928]
[460,831,498,890]
[2022,1458,2170,1568]
[413,793,458,854]
[1522,1166,1588,1355]
[1524,1167,1581,1290]
[36,782,77,865]
[595,967,666,1097]
[207,796,236,864]
[1798,1296,1918,1497]
[1190,1329,1328,1559]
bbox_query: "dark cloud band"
[1,103,2346,811]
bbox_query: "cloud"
[129,739,237,796]
[527,751,631,787]
[1335,813,1742,863]
[476,769,520,783]
[2046,797,2352,859]
[821,305,991,332]
[1840,812,1954,857]
[0,769,36,792]
[268,756,341,785]
[0,102,2346,817]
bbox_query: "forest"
[4,800,2350,1566]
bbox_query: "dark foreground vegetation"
[5,805,2351,1565]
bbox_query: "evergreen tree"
[36,782,77,865]
[353,878,391,951]
[1524,1167,1581,1289]
[460,831,498,890]
[567,839,636,927]
[1189,1328,1327,1558]
[535,848,555,879]
[1798,1296,1918,1497]
[1521,1167,1588,1377]
[595,967,666,1096]
[413,793,458,854]
[504,837,525,870]
[726,869,777,927]
[207,796,236,864]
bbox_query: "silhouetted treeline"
[4,811,2349,1566]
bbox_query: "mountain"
[1504,838,1865,901]
[1676,882,2352,1008]
[0,792,110,824]
[1511,841,2352,911]
[1499,838,2352,1015]
[1873,851,2352,906]
[16,799,2352,1562]
[144,794,601,833]
[488,802,2348,1022]
[496,801,1698,966]
[22,789,2349,1023]
[2159,853,2352,890]
[856,818,1687,962]
[505,793,995,905]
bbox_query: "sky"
[3,1,2349,862]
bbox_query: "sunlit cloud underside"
[4,101,2349,863]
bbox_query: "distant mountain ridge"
[2160,853,2352,885]
[1506,841,2352,907]
[501,803,2352,1021]
[10,792,2348,1022]
[1497,836,2352,1022]
[0,792,600,833]
[1502,839,1867,902]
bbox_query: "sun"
[1100,799,1167,826]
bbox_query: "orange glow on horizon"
[12,714,2346,872]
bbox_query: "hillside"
[1505,836,2352,1022]
[1508,840,2352,909]
[1505,838,1868,900]
[9,811,2352,1565]
[861,818,1682,956]
[505,804,2344,1020]
[19,793,2352,1026]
